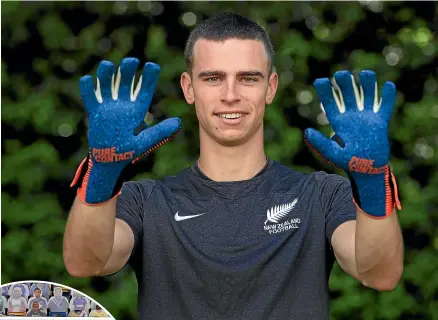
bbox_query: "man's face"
[34,289,41,298]
[54,287,62,297]
[181,38,278,146]
[12,288,21,298]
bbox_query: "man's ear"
[266,71,279,105]
[180,72,195,104]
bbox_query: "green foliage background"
[2,2,437,319]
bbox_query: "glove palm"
[71,58,181,204]
[304,70,401,218]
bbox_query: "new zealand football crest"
[264,199,301,234]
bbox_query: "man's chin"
[214,133,249,147]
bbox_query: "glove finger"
[96,60,115,101]
[379,81,396,122]
[79,75,98,113]
[313,78,341,123]
[330,133,346,148]
[118,57,140,100]
[334,70,360,112]
[135,117,181,156]
[358,70,377,111]
[137,62,161,113]
[304,128,342,166]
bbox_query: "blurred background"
[2,1,437,319]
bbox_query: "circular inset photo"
[0,280,114,318]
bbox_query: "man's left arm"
[304,69,404,291]
[331,210,403,291]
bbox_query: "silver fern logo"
[264,199,298,224]
[264,199,300,234]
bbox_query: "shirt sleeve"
[315,172,357,245]
[115,179,155,262]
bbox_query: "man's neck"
[198,131,266,182]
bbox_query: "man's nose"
[220,79,240,104]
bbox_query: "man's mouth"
[217,113,244,119]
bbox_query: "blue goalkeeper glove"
[71,58,181,205]
[304,70,401,218]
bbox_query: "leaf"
[265,199,298,224]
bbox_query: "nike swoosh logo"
[174,211,206,221]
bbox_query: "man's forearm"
[63,196,117,277]
[355,209,404,291]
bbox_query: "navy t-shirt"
[116,159,357,320]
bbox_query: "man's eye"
[242,77,257,83]
[207,77,220,82]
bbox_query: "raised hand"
[71,58,181,205]
[304,70,401,217]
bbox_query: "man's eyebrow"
[197,70,265,78]
[236,71,265,78]
[197,70,226,78]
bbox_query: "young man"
[64,12,404,319]
[26,301,47,317]
[28,287,48,313]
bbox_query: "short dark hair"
[184,12,275,73]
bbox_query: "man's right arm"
[64,57,180,277]
[63,196,134,277]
